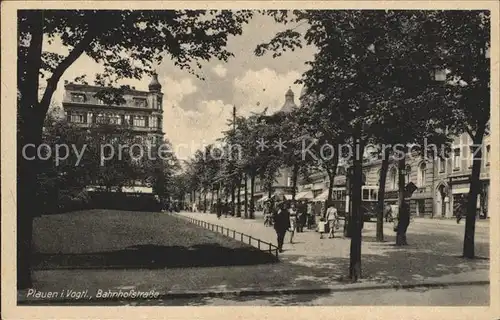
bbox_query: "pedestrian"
[264,202,272,226]
[224,201,229,218]
[384,203,393,222]
[306,202,312,229]
[273,202,291,252]
[216,199,222,219]
[288,202,298,243]
[296,203,304,233]
[318,217,327,239]
[455,194,466,224]
[325,202,338,239]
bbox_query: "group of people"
[268,200,341,252]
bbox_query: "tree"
[17,9,254,289]
[426,11,490,258]
[255,9,464,280]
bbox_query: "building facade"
[62,74,165,193]
[62,74,164,146]
[432,132,490,219]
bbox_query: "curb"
[17,280,489,305]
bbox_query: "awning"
[273,193,292,201]
[452,187,470,194]
[313,189,329,202]
[296,191,314,200]
[257,195,269,203]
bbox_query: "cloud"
[212,64,228,78]
[233,68,303,117]
[163,99,233,161]
[163,76,198,106]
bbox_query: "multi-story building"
[62,74,165,193]
[432,132,490,219]
[62,74,164,146]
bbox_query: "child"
[318,217,327,239]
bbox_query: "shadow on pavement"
[33,243,279,270]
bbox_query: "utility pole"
[232,105,236,131]
[231,105,237,217]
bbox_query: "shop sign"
[449,175,469,184]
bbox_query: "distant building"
[239,87,299,205]
[62,74,165,194]
[432,132,490,219]
[62,73,164,146]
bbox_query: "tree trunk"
[349,136,364,282]
[463,125,486,258]
[323,152,339,217]
[203,191,207,213]
[250,174,255,219]
[244,173,248,218]
[376,149,390,242]
[231,185,236,216]
[198,190,202,210]
[396,156,409,246]
[236,176,242,217]
[17,111,46,289]
[291,164,299,200]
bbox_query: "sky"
[44,13,317,160]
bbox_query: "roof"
[279,87,298,113]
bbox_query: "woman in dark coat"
[273,202,291,252]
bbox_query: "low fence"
[180,215,280,258]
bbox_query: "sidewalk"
[177,211,489,288]
[19,209,489,304]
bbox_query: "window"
[390,168,397,190]
[70,93,86,103]
[133,98,147,108]
[438,157,446,173]
[405,165,411,184]
[97,98,105,105]
[287,177,292,187]
[417,162,427,187]
[95,113,107,124]
[70,113,86,123]
[157,99,162,109]
[485,145,490,166]
[453,148,461,170]
[370,189,378,201]
[109,114,122,125]
[133,115,146,127]
[150,117,158,128]
[362,189,370,200]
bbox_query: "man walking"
[273,202,290,252]
[325,202,338,239]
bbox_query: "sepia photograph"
[2,1,499,318]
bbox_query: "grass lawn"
[28,209,313,296]
[33,209,277,269]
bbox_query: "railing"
[177,215,280,258]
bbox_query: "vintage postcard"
[1,1,499,319]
